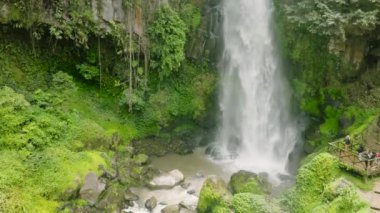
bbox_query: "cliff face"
[274,0,380,150]
[0,0,222,62]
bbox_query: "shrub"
[232,193,280,213]
[285,153,339,212]
[52,71,77,94]
[197,176,232,213]
[148,5,186,80]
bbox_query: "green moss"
[338,171,375,191]
[229,171,268,195]
[322,179,370,212]
[197,176,232,213]
[232,193,280,213]
[285,153,339,212]
[0,148,106,212]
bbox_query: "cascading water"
[214,0,301,179]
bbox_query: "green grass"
[338,171,376,191]
[0,148,107,213]
[65,82,139,142]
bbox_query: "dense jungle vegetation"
[0,0,379,212]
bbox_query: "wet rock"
[198,175,232,212]
[229,170,271,195]
[79,172,106,205]
[161,204,180,213]
[180,197,198,211]
[187,189,196,195]
[145,196,157,211]
[124,190,139,202]
[149,169,185,189]
[95,183,128,210]
[133,153,149,166]
[181,182,191,189]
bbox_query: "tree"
[148,5,187,81]
[285,0,379,44]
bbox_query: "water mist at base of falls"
[212,0,303,182]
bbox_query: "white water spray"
[215,0,301,179]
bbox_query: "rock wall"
[188,0,223,66]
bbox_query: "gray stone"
[181,182,191,189]
[102,0,114,22]
[145,196,157,211]
[149,169,185,189]
[179,198,198,211]
[112,0,125,22]
[79,172,106,205]
[187,189,196,195]
[161,204,180,213]
[124,191,139,202]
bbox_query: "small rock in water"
[124,190,139,202]
[187,189,196,195]
[181,182,191,189]
[195,172,204,178]
[149,169,185,189]
[159,201,168,205]
[145,196,157,211]
[161,204,180,213]
[180,197,199,211]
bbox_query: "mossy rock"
[197,175,232,213]
[95,182,128,211]
[133,154,149,166]
[229,170,271,195]
[231,193,281,213]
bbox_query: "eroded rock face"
[149,169,185,189]
[79,172,106,205]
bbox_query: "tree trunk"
[128,7,133,112]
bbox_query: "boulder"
[95,183,129,210]
[229,170,271,195]
[197,175,232,213]
[231,193,281,213]
[79,172,106,205]
[161,204,180,213]
[133,153,149,166]
[124,190,139,202]
[145,196,157,211]
[180,197,198,211]
[149,169,185,189]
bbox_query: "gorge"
[0,0,379,212]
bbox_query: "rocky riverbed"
[60,147,291,212]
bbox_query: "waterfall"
[214,0,301,179]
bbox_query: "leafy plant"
[148,5,187,80]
